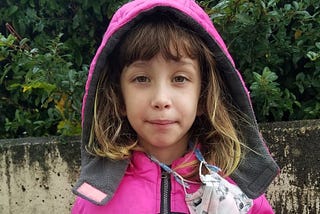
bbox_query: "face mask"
[185,149,253,214]
[148,146,253,214]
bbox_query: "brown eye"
[134,76,150,83]
[173,76,188,83]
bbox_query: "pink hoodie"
[72,151,274,213]
[72,0,279,213]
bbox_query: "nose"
[151,84,172,110]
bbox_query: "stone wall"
[0,120,319,214]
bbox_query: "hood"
[73,0,279,205]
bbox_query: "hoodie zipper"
[160,170,171,214]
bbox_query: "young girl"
[72,0,279,213]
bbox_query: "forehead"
[126,54,199,71]
[117,17,203,67]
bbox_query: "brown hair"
[87,14,242,176]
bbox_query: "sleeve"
[248,194,275,214]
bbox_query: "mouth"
[148,120,176,125]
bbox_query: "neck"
[150,147,187,165]
[140,140,189,165]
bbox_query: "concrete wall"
[0,120,319,214]
[260,120,320,214]
[0,137,80,214]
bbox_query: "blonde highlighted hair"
[87,14,243,176]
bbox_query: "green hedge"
[203,0,320,121]
[0,0,127,138]
[0,0,319,138]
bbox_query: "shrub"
[0,0,127,67]
[202,0,320,121]
[0,33,87,138]
[0,0,126,138]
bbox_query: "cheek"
[179,93,200,117]
[122,95,145,116]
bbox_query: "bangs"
[117,15,204,69]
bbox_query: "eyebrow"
[132,57,196,65]
[125,57,198,73]
[177,58,197,67]
[129,61,149,68]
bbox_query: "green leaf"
[252,72,262,81]
[22,82,56,94]
[7,5,19,16]
[0,34,16,46]
[307,51,319,61]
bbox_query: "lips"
[148,120,176,127]
[148,120,176,125]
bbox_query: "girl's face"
[120,53,201,163]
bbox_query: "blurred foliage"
[0,0,319,138]
[0,0,127,138]
[0,33,87,137]
[201,0,320,121]
[0,0,127,67]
